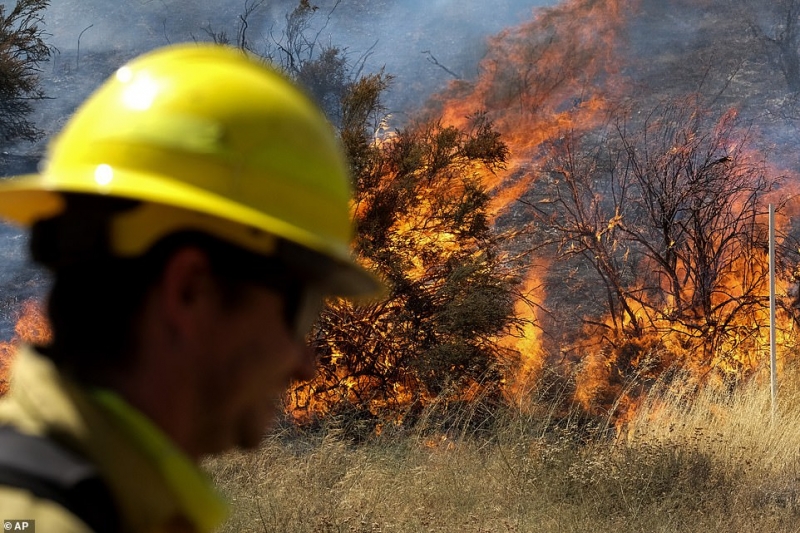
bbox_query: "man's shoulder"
[0,427,120,533]
[0,485,95,533]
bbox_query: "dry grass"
[204,368,800,532]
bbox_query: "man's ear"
[157,246,218,340]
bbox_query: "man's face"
[145,245,321,456]
[193,280,317,452]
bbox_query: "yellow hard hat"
[0,43,381,297]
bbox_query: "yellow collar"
[90,389,228,533]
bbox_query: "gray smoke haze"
[27,0,558,155]
[46,0,550,66]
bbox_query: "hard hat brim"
[0,171,385,299]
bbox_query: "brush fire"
[4,0,800,434]
[287,0,800,430]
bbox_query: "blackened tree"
[526,98,777,390]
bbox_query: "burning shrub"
[292,112,521,424]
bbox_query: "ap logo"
[3,521,34,531]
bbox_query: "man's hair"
[30,194,299,385]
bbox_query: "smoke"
[20,0,800,166]
[33,0,557,144]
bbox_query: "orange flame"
[0,299,51,395]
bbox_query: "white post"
[770,204,777,421]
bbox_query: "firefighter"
[0,43,380,532]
